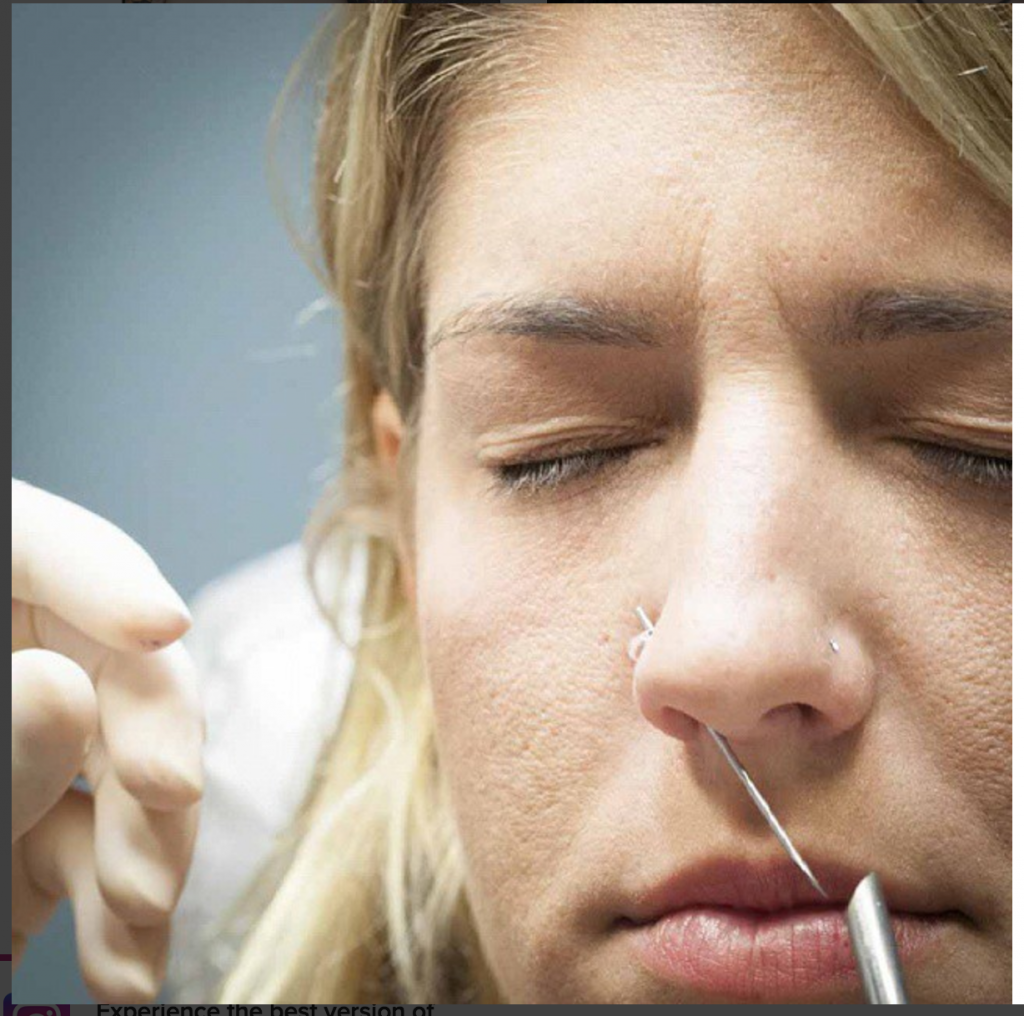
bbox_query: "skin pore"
[371,4,1010,1004]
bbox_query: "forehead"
[423,3,1008,346]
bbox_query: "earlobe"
[370,388,416,604]
[371,388,405,472]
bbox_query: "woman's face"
[383,3,1010,1004]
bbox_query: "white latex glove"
[11,478,205,1002]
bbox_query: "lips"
[617,857,948,1000]
[622,857,871,921]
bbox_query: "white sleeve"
[163,540,362,1004]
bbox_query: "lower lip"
[621,906,943,1001]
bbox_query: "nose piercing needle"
[702,727,828,900]
[633,606,827,899]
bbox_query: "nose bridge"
[681,377,829,589]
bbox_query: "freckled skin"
[376,4,1010,1004]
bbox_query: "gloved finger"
[12,478,191,654]
[97,639,204,811]
[12,597,36,653]
[12,834,60,969]
[93,761,201,928]
[21,788,169,1002]
[28,606,205,812]
[12,648,98,842]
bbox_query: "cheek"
[415,486,615,835]
[412,439,636,952]
[879,499,1011,857]
[915,552,1011,847]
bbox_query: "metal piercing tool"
[846,872,909,1004]
[632,606,908,1004]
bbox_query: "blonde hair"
[215,3,1011,1003]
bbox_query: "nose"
[629,394,876,749]
[631,588,874,746]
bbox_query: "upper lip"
[620,856,928,926]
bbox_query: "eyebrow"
[426,293,663,351]
[425,284,1011,352]
[821,284,1012,348]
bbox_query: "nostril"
[658,706,700,741]
[761,702,817,726]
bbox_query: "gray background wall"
[13,3,338,1002]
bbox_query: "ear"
[371,388,416,604]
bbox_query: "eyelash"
[489,442,1011,496]
[490,445,641,496]
[906,441,1011,489]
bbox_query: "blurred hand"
[11,478,204,1001]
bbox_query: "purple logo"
[4,996,70,1016]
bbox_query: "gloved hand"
[11,478,205,1002]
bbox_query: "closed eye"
[906,441,1010,489]
[487,439,1011,499]
[488,445,642,496]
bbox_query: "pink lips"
[617,858,947,1001]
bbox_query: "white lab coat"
[164,540,363,1003]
